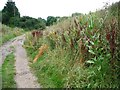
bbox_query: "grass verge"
[1,53,16,88]
[24,2,120,87]
[0,24,24,46]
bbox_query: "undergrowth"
[0,24,24,46]
[24,2,120,88]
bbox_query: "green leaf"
[98,66,101,71]
[94,40,99,45]
[88,50,95,54]
[86,60,94,64]
[90,41,94,45]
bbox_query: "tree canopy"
[46,16,57,26]
[1,0,68,30]
[2,1,20,25]
[0,11,2,22]
[2,0,47,30]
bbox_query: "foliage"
[2,1,20,25]
[38,17,46,29]
[24,1,120,88]
[2,1,71,30]
[46,16,57,26]
[1,0,46,30]
[18,16,46,30]
[0,24,24,46]
[72,12,83,17]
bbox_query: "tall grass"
[25,2,120,88]
[0,24,24,46]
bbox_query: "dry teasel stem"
[79,40,88,66]
[62,34,66,43]
[74,18,82,31]
[106,32,111,41]
[74,18,79,27]
[106,21,116,65]
[70,38,74,50]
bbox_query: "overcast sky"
[0,0,119,19]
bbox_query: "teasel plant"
[105,18,117,67]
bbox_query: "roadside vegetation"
[24,1,120,88]
[0,24,24,46]
[1,52,16,88]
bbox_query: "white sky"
[0,0,119,19]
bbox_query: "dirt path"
[1,34,40,88]
[0,38,15,66]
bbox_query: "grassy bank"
[0,24,24,46]
[24,2,120,88]
[2,53,16,88]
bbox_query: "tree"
[9,17,20,27]
[46,16,57,26]
[1,0,47,30]
[38,17,46,24]
[18,16,46,30]
[2,0,20,25]
[72,12,83,17]
[18,16,34,30]
[37,17,46,29]
[0,11,2,23]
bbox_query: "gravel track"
[0,34,40,88]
